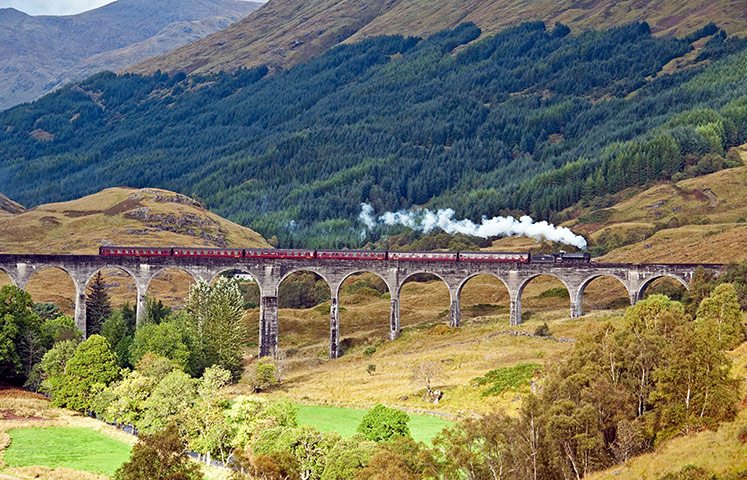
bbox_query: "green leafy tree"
[39,339,78,397]
[321,434,377,480]
[130,321,193,373]
[114,422,203,480]
[53,334,120,411]
[101,310,134,368]
[228,396,297,447]
[357,404,411,442]
[652,320,739,436]
[695,283,745,350]
[255,425,341,480]
[102,370,157,427]
[86,272,112,336]
[40,315,81,348]
[250,358,280,392]
[433,413,515,480]
[139,370,198,434]
[0,286,43,382]
[181,365,234,464]
[185,278,248,379]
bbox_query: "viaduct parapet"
[0,254,721,359]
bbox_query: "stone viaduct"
[0,254,722,359]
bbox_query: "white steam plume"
[358,203,587,250]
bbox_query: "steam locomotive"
[99,246,590,263]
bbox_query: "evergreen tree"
[86,272,112,336]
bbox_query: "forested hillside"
[1,21,746,248]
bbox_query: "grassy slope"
[0,385,136,480]
[127,0,747,77]
[295,404,452,444]
[3,427,131,476]
[579,163,747,264]
[0,187,269,312]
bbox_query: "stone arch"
[577,274,633,316]
[456,272,512,323]
[457,272,511,299]
[84,265,139,291]
[397,270,453,328]
[23,264,80,291]
[207,268,263,296]
[83,265,140,331]
[637,274,690,302]
[146,266,202,287]
[277,268,334,293]
[333,270,394,357]
[517,273,574,322]
[338,269,394,297]
[24,265,83,335]
[275,268,334,354]
[397,271,453,296]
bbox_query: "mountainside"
[0,187,269,254]
[2,22,746,248]
[0,192,25,215]
[127,0,747,76]
[0,0,260,110]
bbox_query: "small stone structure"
[0,254,721,359]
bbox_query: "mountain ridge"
[127,0,747,76]
[0,0,260,110]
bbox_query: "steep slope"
[0,192,25,215]
[558,162,747,264]
[0,187,269,254]
[128,0,747,76]
[0,0,260,110]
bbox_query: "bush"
[366,364,376,376]
[250,358,279,392]
[357,404,411,442]
[534,322,552,337]
[472,363,540,397]
[114,423,203,480]
[738,425,747,443]
[363,346,377,356]
[657,465,717,480]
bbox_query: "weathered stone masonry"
[0,254,721,359]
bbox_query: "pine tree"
[86,272,112,336]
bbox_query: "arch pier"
[0,254,718,358]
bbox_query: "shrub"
[366,364,376,376]
[114,423,202,480]
[657,465,717,480]
[250,358,279,392]
[357,404,411,442]
[363,346,377,356]
[738,425,747,443]
[534,322,552,337]
[472,363,540,397]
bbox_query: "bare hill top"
[0,186,269,254]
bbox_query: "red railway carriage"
[245,249,315,259]
[317,250,387,260]
[173,248,243,258]
[99,246,172,256]
[387,251,458,261]
[458,251,530,262]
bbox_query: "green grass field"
[296,404,452,444]
[3,427,132,476]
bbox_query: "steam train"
[99,246,590,263]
